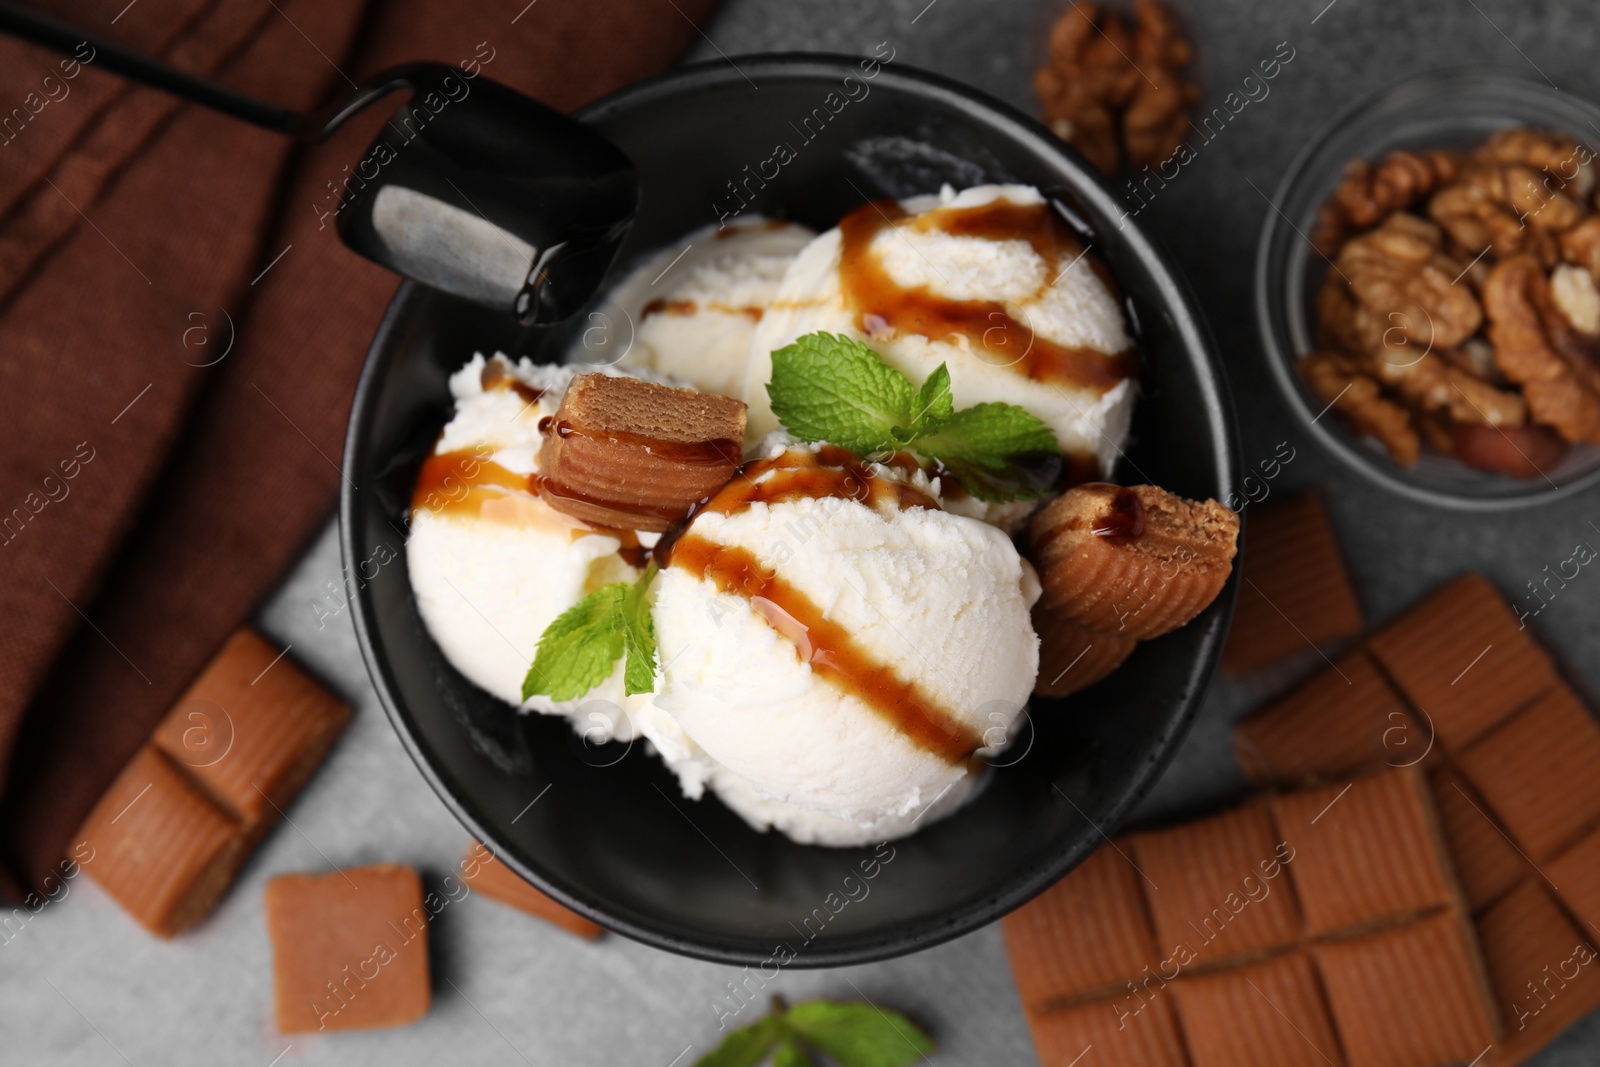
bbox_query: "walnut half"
[1482,254,1600,443]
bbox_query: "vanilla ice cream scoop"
[571,217,814,398]
[651,444,1040,845]
[745,185,1138,476]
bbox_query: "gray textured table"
[7,1,1600,1064]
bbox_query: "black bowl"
[343,54,1239,966]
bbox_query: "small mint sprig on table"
[766,332,1061,502]
[521,562,658,702]
[697,995,935,1067]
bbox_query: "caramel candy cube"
[536,373,745,532]
[1313,910,1499,1067]
[1031,606,1137,698]
[1028,483,1239,641]
[1235,650,1420,785]
[1004,844,1161,1013]
[1477,880,1600,1066]
[1026,992,1189,1067]
[265,864,431,1033]
[1272,767,1456,937]
[1223,492,1363,676]
[1129,801,1301,969]
[461,841,602,939]
[1430,766,1530,911]
[151,629,349,830]
[1548,824,1600,930]
[1367,575,1556,753]
[1171,951,1346,1067]
[77,747,244,937]
[1458,684,1600,861]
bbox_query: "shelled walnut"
[1301,127,1600,478]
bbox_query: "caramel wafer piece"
[1004,844,1162,1012]
[536,373,745,531]
[1313,910,1499,1067]
[1129,801,1301,968]
[1367,574,1556,753]
[1477,879,1600,1066]
[77,747,245,937]
[1430,766,1530,911]
[1032,606,1138,697]
[1171,951,1346,1067]
[1458,684,1600,862]
[1026,993,1190,1067]
[150,629,349,830]
[1234,650,1420,785]
[461,842,602,939]
[1223,492,1363,676]
[1548,825,1600,931]
[1272,767,1456,937]
[1028,483,1238,640]
[265,864,431,1033]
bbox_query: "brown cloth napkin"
[0,0,719,897]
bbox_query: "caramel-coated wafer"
[1129,802,1301,968]
[461,842,602,939]
[1004,844,1161,1013]
[1429,766,1530,911]
[1477,880,1600,1066]
[1313,910,1499,1067]
[1223,492,1363,675]
[1032,606,1138,698]
[1027,992,1190,1067]
[1367,575,1556,753]
[1458,684,1600,862]
[1171,951,1346,1067]
[1272,767,1456,937]
[1029,483,1238,640]
[1234,650,1420,784]
[77,747,244,937]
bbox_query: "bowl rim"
[342,52,1241,965]
[1254,66,1600,511]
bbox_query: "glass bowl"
[1255,68,1600,510]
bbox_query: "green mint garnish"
[767,332,1060,502]
[522,562,658,702]
[697,996,934,1067]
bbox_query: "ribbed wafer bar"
[1027,991,1190,1067]
[1477,880,1600,1066]
[1223,492,1363,675]
[1428,766,1528,910]
[536,373,745,531]
[1170,951,1345,1067]
[1028,483,1238,640]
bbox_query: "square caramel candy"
[536,373,745,532]
[1003,843,1161,1013]
[77,747,244,937]
[1129,801,1301,969]
[461,841,602,939]
[1367,574,1556,753]
[151,629,349,831]
[1171,951,1345,1067]
[1026,992,1189,1067]
[1313,909,1499,1067]
[1430,765,1530,912]
[1222,492,1363,676]
[1477,879,1600,1066]
[1548,824,1600,930]
[1272,767,1456,938]
[1235,650,1420,785]
[265,864,430,1033]
[1457,684,1600,862]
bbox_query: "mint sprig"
[767,333,1061,502]
[522,562,657,702]
[697,996,934,1067]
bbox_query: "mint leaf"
[910,403,1062,503]
[772,1039,814,1067]
[785,1001,934,1067]
[910,363,954,432]
[767,333,915,454]
[620,562,659,696]
[522,566,660,702]
[694,1016,781,1067]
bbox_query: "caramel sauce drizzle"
[479,359,545,406]
[836,198,1139,392]
[662,448,981,764]
[411,450,534,516]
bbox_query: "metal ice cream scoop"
[0,3,638,325]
